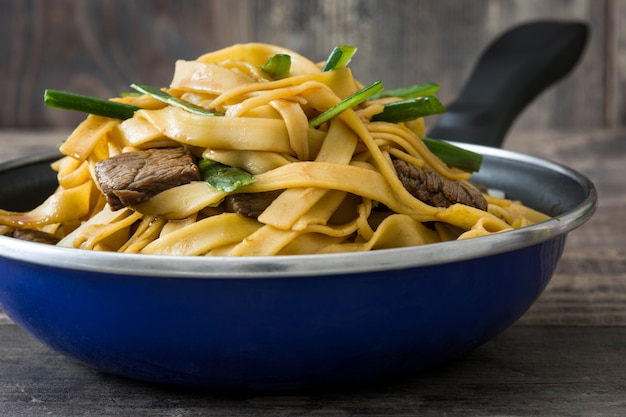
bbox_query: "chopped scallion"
[309,80,383,127]
[130,84,222,117]
[371,96,446,123]
[321,45,357,72]
[370,83,440,100]
[44,89,140,120]
[421,137,483,172]
[261,54,292,78]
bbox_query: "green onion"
[198,160,256,192]
[309,80,383,127]
[321,45,357,72]
[130,84,222,117]
[370,83,440,100]
[421,137,483,172]
[371,96,446,123]
[44,89,140,120]
[261,54,291,78]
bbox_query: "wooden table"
[0,129,624,416]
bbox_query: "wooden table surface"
[0,128,624,416]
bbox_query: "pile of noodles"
[0,43,549,256]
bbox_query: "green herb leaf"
[130,84,223,117]
[370,83,440,100]
[261,54,291,78]
[321,45,357,72]
[309,80,383,127]
[198,160,256,192]
[371,96,446,123]
[421,137,483,172]
[44,89,141,120]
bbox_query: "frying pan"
[0,21,595,390]
[428,20,588,146]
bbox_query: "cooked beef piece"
[11,229,60,245]
[472,182,489,194]
[95,147,201,210]
[224,190,283,219]
[393,159,488,211]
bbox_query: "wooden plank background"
[0,0,622,133]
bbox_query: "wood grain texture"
[0,0,611,131]
[1,324,625,416]
[611,0,626,126]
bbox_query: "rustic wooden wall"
[0,0,621,137]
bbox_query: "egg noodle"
[0,43,549,256]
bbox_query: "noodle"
[0,43,550,256]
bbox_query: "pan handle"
[427,20,589,148]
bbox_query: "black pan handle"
[427,20,589,148]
